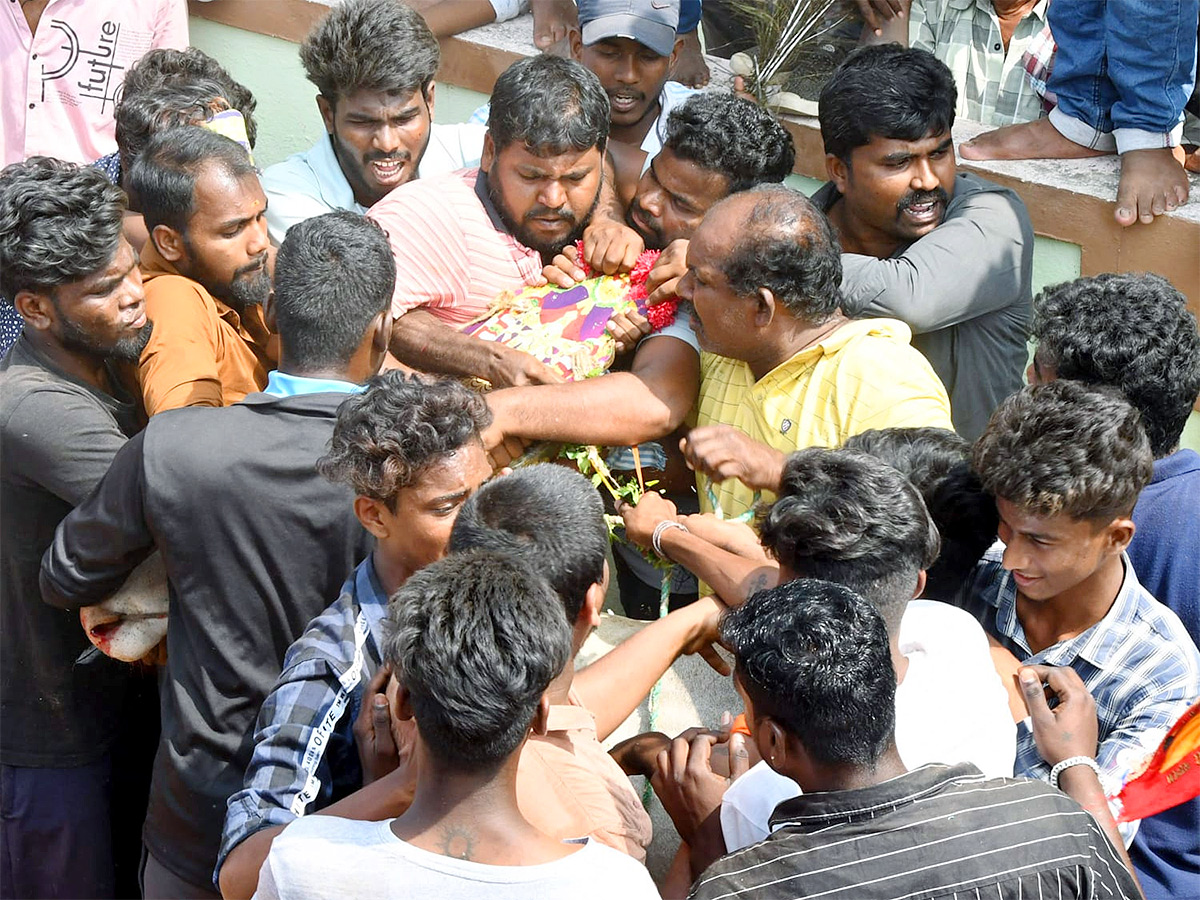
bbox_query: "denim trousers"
[1047,0,1199,152]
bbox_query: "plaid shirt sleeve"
[215,596,377,883]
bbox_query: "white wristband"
[651,520,688,559]
[1049,755,1102,790]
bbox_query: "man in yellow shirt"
[678,186,954,521]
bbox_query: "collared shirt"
[956,546,1200,840]
[691,763,1141,900]
[263,371,362,399]
[261,123,488,245]
[910,0,1053,126]
[136,240,274,414]
[1,0,189,166]
[218,558,652,884]
[367,168,544,327]
[468,81,698,174]
[695,318,953,521]
[813,172,1033,442]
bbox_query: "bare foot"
[1114,147,1189,226]
[673,29,710,87]
[1184,147,1200,174]
[960,116,1110,161]
[531,0,577,51]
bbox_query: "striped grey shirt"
[690,763,1140,900]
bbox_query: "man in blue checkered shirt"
[957,381,1200,849]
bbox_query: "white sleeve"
[488,0,529,22]
[250,855,281,900]
[719,762,799,851]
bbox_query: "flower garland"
[570,241,680,331]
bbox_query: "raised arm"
[839,186,1033,333]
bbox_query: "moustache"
[365,151,412,164]
[234,254,269,279]
[897,187,949,212]
[523,205,576,225]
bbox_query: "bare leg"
[531,0,577,51]
[673,30,711,87]
[959,116,1110,161]
[1114,146,1190,226]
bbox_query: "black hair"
[129,126,257,235]
[843,427,998,599]
[0,158,126,304]
[722,578,896,767]
[273,211,395,370]
[119,48,258,148]
[318,372,492,507]
[488,55,610,156]
[449,464,607,624]
[758,448,939,630]
[819,44,957,161]
[300,0,439,105]
[382,550,572,773]
[116,79,236,182]
[664,93,795,192]
[974,381,1154,522]
[718,186,843,324]
[1031,273,1200,458]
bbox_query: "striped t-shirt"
[691,763,1140,900]
[367,168,544,327]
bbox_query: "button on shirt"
[1,0,189,166]
[910,0,1053,126]
[956,546,1200,842]
[261,123,488,245]
[367,168,545,327]
[695,318,953,521]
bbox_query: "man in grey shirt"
[815,44,1033,440]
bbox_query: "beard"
[330,122,430,208]
[58,315,154,364]
[625,200,665,250]
[487,175,600,264]
[227,261,272,309]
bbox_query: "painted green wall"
[189,16,1197,450]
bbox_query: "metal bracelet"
[1049,755,1102,790]
[651,520,689,560]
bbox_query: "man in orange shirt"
[129,125,274,414]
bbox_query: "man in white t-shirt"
[693,447,1016,851]
[261,0,486,244]
[253,551,658,900]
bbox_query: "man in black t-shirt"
[0,157,154,899]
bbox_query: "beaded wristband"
[1049,755,1102,790]
[651,520,689,560]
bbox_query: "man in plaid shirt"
[957,381,1200,847]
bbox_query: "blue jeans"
[1048,0,1199,152]
[679,0,702,34]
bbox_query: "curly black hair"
[119,48,258,148]
[722,578,896,767]
[819,44,956,161]
[318,372,492,507]
[300,0,439,105]
[0,158,126,304]
[664,93,795,192]
[973,381,1153,522]
[758,448,939,629]
[719,186,842,324]
[1032,273,1200,458]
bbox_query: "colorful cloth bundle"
[462,246,677,383]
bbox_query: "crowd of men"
[2,1,1199,899]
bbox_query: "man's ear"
[568,29,584,61]
[530,695,551,736]
[12,290,55,331]
[912,569,927,600]
[480,132,495,174]
[826,153,849,194]
[423,81,436,117]
[1104,517,1136,555]
[368,308,393,375]
[316,94,335,135]
[667,37,683,72]
[152,223,187,264]
[756,717,790,772]
[354,495,391,540]
[581,580,605,629]
[754,287,777,329]
[389,675,415,721]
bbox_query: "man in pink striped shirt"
[368,54,612,387]
[2,0,189,167]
